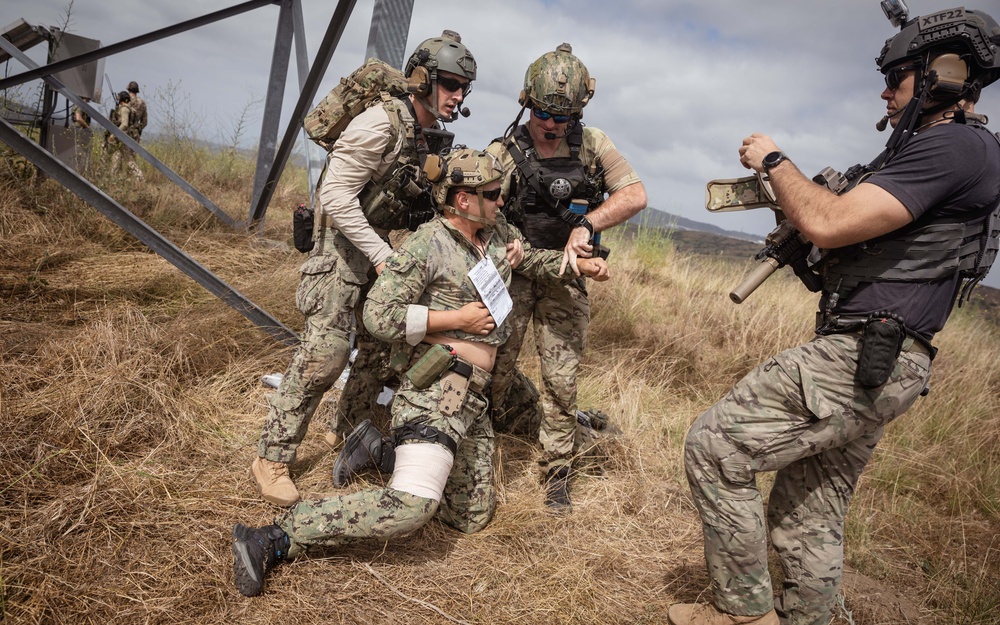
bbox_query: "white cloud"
[3,0,998,240]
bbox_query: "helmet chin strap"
[443,191,494,225]
[416,83,460,123]
[874,67,935,169]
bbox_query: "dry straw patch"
[1,149,998,624]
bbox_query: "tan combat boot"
[667,603,779,625]
[250,457,300,506]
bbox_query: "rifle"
[705,167,856,303]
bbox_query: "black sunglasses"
[436,75,472,96]
[884,65,917,90]
[478,187,502,201]
[531,106,570,124]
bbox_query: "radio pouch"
[406,343,455,389]
[856,313,905,388]
[293,204,315,253]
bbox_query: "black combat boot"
[231,523,290,596]
[544,465,572,512]
[332,419,395,487]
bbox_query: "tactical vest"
[320,94,431,233]
[821,123,1000,304]
[500,124,605,250]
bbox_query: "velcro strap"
[392,422,458,455]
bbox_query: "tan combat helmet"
[404,30,477,120]
[428,148,503,217]
[519,43,596,117]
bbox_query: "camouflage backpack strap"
[356,95,428,230]
[374,93,406,158]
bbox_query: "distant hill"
[628,207,763,243]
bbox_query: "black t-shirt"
[830,121,1000,337]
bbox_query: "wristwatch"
[762,150,788,172]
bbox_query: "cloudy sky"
[4,0,999,239]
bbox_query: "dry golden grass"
[1,143,998,624]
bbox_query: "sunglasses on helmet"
[884,65,917,90]
[531,106,571,124]
[436,75,472,96]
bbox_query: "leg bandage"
[388,442,454,501]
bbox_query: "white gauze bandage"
[405,304,428,345]
[387,442,454,501]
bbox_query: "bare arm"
[739,133,912,249]
[561,181,647,275]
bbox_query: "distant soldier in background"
[71,96,91,129]
[126,81,148,142]
[107,91,143,179]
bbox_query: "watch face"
[763,151,785,170]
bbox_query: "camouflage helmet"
[877,7,1000,93]
[429,148,503,206]
[404,30,477,81]
[519,43,596,116]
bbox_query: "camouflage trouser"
[491,273,589,469]
[684,332,931,625]
[490,367,543,434]
[258,230,372,463]
[276,368,495,558]
[333,319,396,434]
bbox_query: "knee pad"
[388,442,454,501]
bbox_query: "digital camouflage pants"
[276,369,495,557]
[334,319,396,433]
[258,230,374,463]
[491,273,589,469]
[684,332,931,625]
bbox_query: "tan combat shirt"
[318,103,421,267]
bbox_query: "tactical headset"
[927,53,970,98]
[405,50,433,97]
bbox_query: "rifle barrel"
[730,257,780,304]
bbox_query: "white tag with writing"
[468,256,512,328]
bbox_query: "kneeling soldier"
[231,148,609,596]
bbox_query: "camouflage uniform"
[71,103,90,129]
[127,92,147,141]
[684,333,931,622]
[108,98,143,178]
[486,126,639,471]
[257,102,425,463]
[274,213,568,553]
[106,100,131,149]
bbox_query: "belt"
[901,335,932,358]
[816,315,936,360]
[448,356,492,394]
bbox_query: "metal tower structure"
[0,0,414,345]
